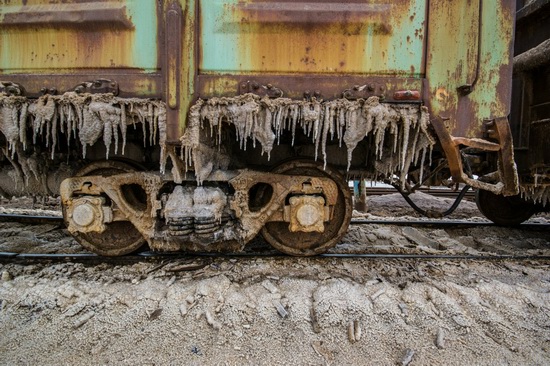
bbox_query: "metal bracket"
[40,87,58,96]
[73,79,119,95]
[286,195,327,233]
[457,84,473,95]
[65,196,112,234]
[431,116,519,196]
[342,84,381,100]
[0,81,25,96]
[238,81,283,98]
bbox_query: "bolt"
[6,86,20,96]
[314,90,321,98]
[367,84,375,92]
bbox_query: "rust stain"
[2,25,135,71]
[0,1,143,71]
[229,0,413,75]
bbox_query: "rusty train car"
[0,0,546,256]
[500,0,550,224]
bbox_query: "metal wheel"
[64,160,146,256]
[260,160,352,256]
[475,189,536,226]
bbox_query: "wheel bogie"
[60,158,353,256]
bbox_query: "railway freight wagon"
[0,0,529,256]
[505,0,550,224]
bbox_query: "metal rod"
[391,184,472,218]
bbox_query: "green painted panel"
[127,0,159,72]
[200,0,426,76]
[0,0,158,73]
[426,0,515,137]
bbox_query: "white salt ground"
[0,192,548,365]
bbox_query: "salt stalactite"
[181,100,204,182]
[521,185,550,207]
[182,93,435,187]
[0,91,167,181]
[0,95,28,158]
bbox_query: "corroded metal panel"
[0,0,161,98]
[426,0,516,138]
[197,75,423,101]
[0,0,158,72]
[199,0,426,77]
[162,0,197,141]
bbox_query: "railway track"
[358,186,477,200]
[1,249,549,264]
[0,213,548,229]
[0,212,548,264]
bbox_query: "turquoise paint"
[473,3,514,117]
[200,0,426,77]
[362,0,426,77]
[426,0,514,137]
[126,0,158,72]
[0,0,158,73]
[200,0,243,74]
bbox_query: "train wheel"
[475,189,536,226]
[260,160,352,256]
[64,161,146,256]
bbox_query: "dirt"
[0,193,549,365]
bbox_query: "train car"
[0,0,524,256]
[492,0,550,225]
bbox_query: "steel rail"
[362,187,476,199]
[0,213,548,230]
[0,213,63,225]
[349,219,550,229]
[1,250,549,263]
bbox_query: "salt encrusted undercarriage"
[0,91,547,255]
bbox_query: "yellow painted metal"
[162,0,197,138]
[0,0,158,73]
[200,0,427,77]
